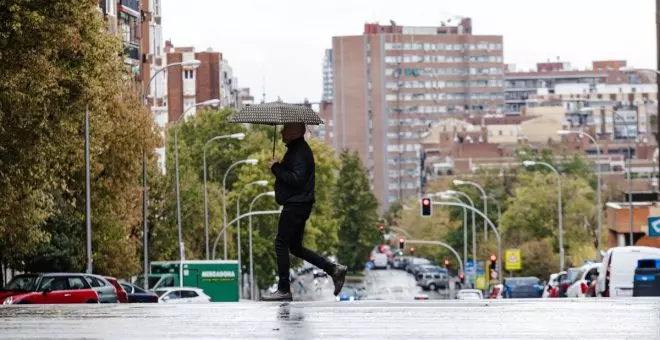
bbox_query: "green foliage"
[334,149,380,272]
[0,0,159,278]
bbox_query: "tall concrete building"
[322,49,334,102]
[329,18,504,209]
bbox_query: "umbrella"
[229,101,324,157]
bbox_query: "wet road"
[363,267,456,300]
[1,299,659,339]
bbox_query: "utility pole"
[656,0,660,195]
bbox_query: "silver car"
[83,274,118,303]
[417,271,449,291]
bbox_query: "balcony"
[123,42,139,63]
[119,0,140,17]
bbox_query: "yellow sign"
[475,276,486,290]
[505,249,522,270]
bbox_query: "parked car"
[2,273,99,305]
[542,272,566,298]
[119,281,159,303]
[566,263,601,298]
[556,268,582,298]
[335,287,361,302]
[456,289,483,300]
[104,276,128,303]
[417,271,449,291]
[83,274,118,303]
[597,246,660,297]
[155,287,211,303]
[503,277,543,298]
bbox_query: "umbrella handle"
[272,125,277,159]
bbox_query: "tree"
[499,172,596,270]
[334,150,380,272]
[0,0,159,277]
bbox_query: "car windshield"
[505,277,540,286]
[154,289,169,297]
[134,276,162,290]
[459,291,481,299]
[3,275,38,291]
[566,268,582,283]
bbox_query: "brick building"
[327,17,505,210]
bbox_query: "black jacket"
[270,137,315,205]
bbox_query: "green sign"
[151,260,240,302]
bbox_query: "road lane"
[0,299,658,339]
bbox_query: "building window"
[184,70,195,79]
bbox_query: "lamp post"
[141,59,201,290]
[173,99,220,286]
[202,133,246,259]
[443,190,477,283]
[236,180,269,298]
[558,130,602,256]
[437,193,468,286]
[248,191,276,300]
[222,159,259,260]
[431,201,502,282]
[523,160,565,271]
[454,180,488,241]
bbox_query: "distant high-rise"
[329,18,505,210]
[322,49,334,102]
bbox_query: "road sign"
[476,261,485,276]
[475,276,486,290]
[648,216,660,238]
[505,249,522,270]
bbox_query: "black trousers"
[275,203,333,292]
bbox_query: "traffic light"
[409,247,415,255]
[444,259,450,268]
[489,254,498,281]
[421,197,432,217]
[378,224,385,232]
[399,238,405,250]
[378,245,385,253]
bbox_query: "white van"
[372,253,388,269]
[597,246,660,297]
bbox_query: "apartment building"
[322,49,334,102]
[329,18,504,209]
[504,60,653,113]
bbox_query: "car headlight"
[3,296,13,305]
[349,296,354,301]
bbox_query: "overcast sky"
[162,0,656,103]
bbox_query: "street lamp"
[442,190,477,283]
[581,107,636,245]
[557,129,603,256]
[523,160,565,271]
[173,99,220,286]
[236,180,269,298]
[437,193,469,286]
[454,179,488,241]
[222,159,259,260]
[141,59,201,290]
[248,191,276,300]
[202,133,246,259]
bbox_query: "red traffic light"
[422,198,430,206]
[378,224,385,231]
[409,247,415,252]
[459,273,465,279]
[444,259,450,266]
[378,245,385,253]
[399,238,404,243]
[490,254,497,262]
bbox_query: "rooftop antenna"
[261,73,266,104]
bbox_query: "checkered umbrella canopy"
[229,101,324,125]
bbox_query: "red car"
[2,273,99,305]
[104,276,128,303]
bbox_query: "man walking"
[263,122,347,301]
